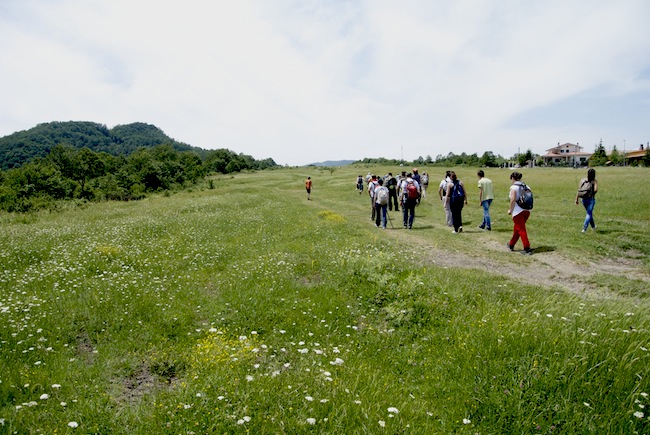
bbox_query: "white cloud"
[1,0,649,165]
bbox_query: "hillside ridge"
[0,121,200,170]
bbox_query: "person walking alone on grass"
[477,170,494,230]
[438,171,453,227]
[356,175,364,194]
[507,171,532,255]
[305,176,312,200]
[373,178,389,229]
[576,168,598,233]
[445,171,467,233]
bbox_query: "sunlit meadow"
[0,166,649,434]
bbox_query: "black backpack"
[516,182,534,210]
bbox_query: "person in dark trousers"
[386,172,399,211]
[305,176,312,200]
[445,171,467,233]
[368,175,378,220]
[356,175,364,194]
[400,174,420,229]
[373,179,389,229]
[575,168,598,233]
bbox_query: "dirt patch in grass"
[115,362,180,405]
[391,228,649,299]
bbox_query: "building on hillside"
[542,142,592,166]
[624,144,648,165]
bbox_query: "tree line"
[0,144,277,212]
[355,150,526,167]
[357,143,650,168]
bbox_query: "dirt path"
[392,227,649,299]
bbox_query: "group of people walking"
[308,167,599,256]
[364,169,429,229]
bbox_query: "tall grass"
[0,166,648,433]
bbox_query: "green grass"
[0,166,649,433]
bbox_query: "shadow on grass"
[532,245,556,254]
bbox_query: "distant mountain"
[308,160,355,167]
[0,121,201,170]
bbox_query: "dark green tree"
[590,140,608,166]
[480,151,497,167]
[610,145,621,166]
[517,149,533,166]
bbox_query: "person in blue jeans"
[477,170,494,230]
[575,168,598,232]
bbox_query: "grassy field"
[0,165,649,434]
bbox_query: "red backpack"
[406,182,419,199]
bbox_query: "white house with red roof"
[542,143,592,166]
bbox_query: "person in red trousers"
[507,171,532,255]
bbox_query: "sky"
[1,0,649,166]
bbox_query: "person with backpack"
[507,171,533,255]
[575,168,598,233]
[477,170,494,231]
[445,171,467,233]
[368,175,378,220]
[373,178,389,229]
[400,174,420,229]
[421,172,429,198]
[305,176,312,200]
[356,175,364,194]
[438,171,453,227]
[386,172,399,212]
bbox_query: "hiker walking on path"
[386,172,399,211]
[412,168,421,186]
[477,170,494,231]
[421,172,429,198]
[507,171,533,255]
[401,174,420,229]
[576,168,598,233]
[445,171,467,233]
[305,177,313,200]
[368,175,378,220]
[438,171,453,227]
[356,175,364,194]
[373,179,389,229]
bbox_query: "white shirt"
[439,177,451,198]
[510,181,529,217]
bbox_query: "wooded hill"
[0,121,278,212]
[0,121,202,170]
